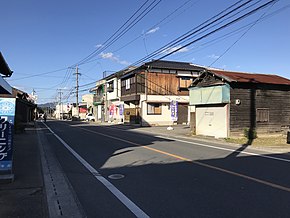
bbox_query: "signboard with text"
[0,98,16,172]
[170,100,178,121]
[119,104,124,116]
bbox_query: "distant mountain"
[38,102,56,109]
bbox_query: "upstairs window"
[107,81,114,92]
[125,79,130,90]
[179,77,192,89]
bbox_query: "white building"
[54,103,71,119]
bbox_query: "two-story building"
[106,67,135,123]
[120,60,205,126]
[90,79,106,121]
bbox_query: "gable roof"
[208,69,290,86]
[144,60,206,71]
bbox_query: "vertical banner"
[0,98,16,172]
[119,104,124,116]
[170,100,178,122]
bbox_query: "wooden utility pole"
[75,66,80,117]
[57,89,63,119]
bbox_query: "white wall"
[106,78,119,101]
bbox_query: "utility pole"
[57,89,63,119]
[74,66,80,117]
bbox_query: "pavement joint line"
[78,125,290,194]
[44,123,150,218]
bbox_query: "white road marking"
[77,125,290,193]
[156,135,290,163]
[91,125,290,163]
[43,123,150,218]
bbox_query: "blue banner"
[0,98,16,172]
[170,100,178,121]
[119,104,124,116]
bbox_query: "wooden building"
[120,60,205,126]
[189,69,290,138]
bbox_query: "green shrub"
[244,128,257,139]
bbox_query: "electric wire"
[73,0,162,67]
[135,0,278,64]
[209,0,278,67]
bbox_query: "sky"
[1,0,290,104]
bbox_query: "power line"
[174,3,290,61]
[7,67,68,81]
[73,0,162,67]
[111,0,199,55]
[129,0,249,66]
[132,0,278,65]
[209,0,277,67]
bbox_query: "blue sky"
[1,0,290,104]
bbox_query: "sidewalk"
[0,126,48,218]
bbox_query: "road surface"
[37,120,290,218]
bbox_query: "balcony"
[93,95,104,105]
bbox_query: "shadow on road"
[38,120,290,217]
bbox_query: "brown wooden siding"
[121,74,145,97]
[230,87,290,134]
[147,72,188,96]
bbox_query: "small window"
[179,77,192,89]
[147,103,162,115]
[257,108,269,122]
[107,81,114,92]
[125,79,130,90]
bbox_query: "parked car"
[86,113,95,122]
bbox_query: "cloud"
[100,52,115,59]
[95,44,103,48]
[146,27,160,34]
[162,46,189,54]
[100,52,131,65]
[207,54,220,59]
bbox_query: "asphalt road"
[38,120,290,218]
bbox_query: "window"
[107,81,114,92]
[257,108,269,122]
[179,77,192,89]
[125,79,130,90]
[147,103,162,115]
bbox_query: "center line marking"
[78,126,290,193]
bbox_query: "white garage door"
[196,105,228,138]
